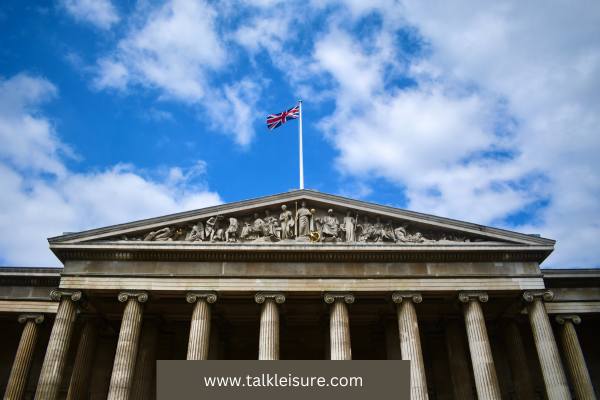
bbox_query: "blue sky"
[1,0,599,268]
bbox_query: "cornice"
[50,242,553,263]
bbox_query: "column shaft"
[526,298,571,399]
[131,319,159,400]
[330,300,351,360]
[557,317,597,400]
[445,319,475,400]
[5,317,42,400]
[107,295,145,400]
[187,300,211,360]
[503,320,536,399]
[395,296,428,400]
[462,298,501,400]
[258,299,280,360]
[66,319,98,400]
[35,295,79,400]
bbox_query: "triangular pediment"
[48,189,553,247]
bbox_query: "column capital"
[17,314,44,324]
[392,292,423,304]
[50,289,82,302]
[523,290,554,302]
[118,291,148,303]
[186,292,218,304]
[458,291,488,303]
[324,292,354,304]
[555,314,581,325]
[255,292,286,304]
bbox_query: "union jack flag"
[266,104,300,130]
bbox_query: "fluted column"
[523,290,571,400]
[392,292,428,400]
[324,293,354,360]
[66,318,98,400]
[131,318,159,400]
[502,319,536,399]
[35,290,82,400]
[458,292,501,400]
[107,292,148,400]
[4,314,44,400]
[556,315,597,400]
[186,292,217,360]
[445,319,475,400]
[255,292,286,360]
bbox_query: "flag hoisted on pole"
[266,100,304,189]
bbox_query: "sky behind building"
[0,0,599,267]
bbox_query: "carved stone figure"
[264,210,280,238]
[240,220,253,240]
[206,216,224,241]
[185,221,205,242]
[394,224,425,243]
[279,205,294,239]
[342,211,356,242]
[371,217,385,242]
[382,220,396,242]
[225,217,238,242]
[144,227,174,241]
[319,209,340,241]
[252,213,265,237]
[357,216,374,242]
[295,201,312,237]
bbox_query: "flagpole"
[298,99,304,190]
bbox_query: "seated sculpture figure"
[319,209,340,241]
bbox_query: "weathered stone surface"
[523,290,571,400]
[4,314,44,400]
[186,292,216,360]
[35,290,81,400]
[107,292,147,400]
[325,293,353,360]
[459,292,502,400]
[555,315,597,400]
[256,293,285,360]
[393,292,428,400]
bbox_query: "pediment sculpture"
[116,201,487,244]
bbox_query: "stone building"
[0,190,598,399]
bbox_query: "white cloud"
[307,1,600,267]
[61,0,120,29]
[0,73,221,267]
[95,0,260,147]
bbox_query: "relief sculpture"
[123,201,480,244]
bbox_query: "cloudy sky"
[1,0,599,268]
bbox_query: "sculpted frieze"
[118,201,489,244]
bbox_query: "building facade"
[1,190,598,399]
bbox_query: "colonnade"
[3,289,598,400]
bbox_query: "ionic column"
[107,292,148,400]
[523,290,571,400]
[458,292,501,400]
[35,290,82,400]
[392,292,428,400]
[255,292,286,360]
[66,318,98,400]
[445,319,475,400]
[324,293,354,360]
[502,319,536,400]
[4,314,44,400]
[186,292,217,360]
[555,315,597,400]
[131,318,159,400]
